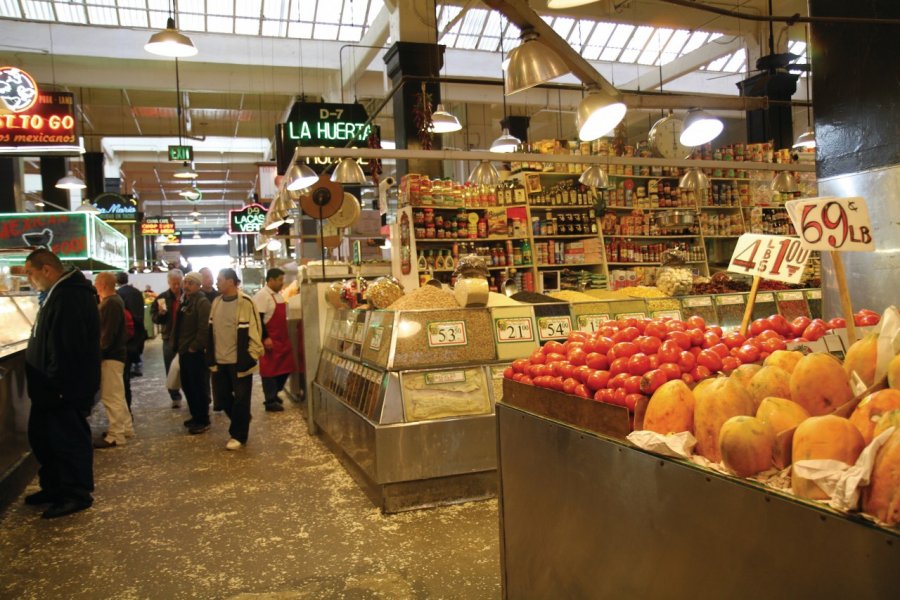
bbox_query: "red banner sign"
[0,66,79,154]
[0,213,88,258]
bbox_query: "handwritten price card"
[495,318,535,343]
[785,196,874,252]
[728,233,809,284]
[427,321,468,347]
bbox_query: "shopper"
[151,269,184,408]
[252,268,295,412]
[199,267,220,302]
[93,272,134,448]
[173,272,213,434]
[207,268,263,451]
[116,271,146,405]
[23,249,100,519]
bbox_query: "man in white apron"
[252,268,295,412]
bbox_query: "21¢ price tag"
[785,196,874,252]
[427,321,467,347]
[728,233,809,284]
[495,318,534,343]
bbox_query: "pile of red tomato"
[503,310,881,412]
[749,308,880,343]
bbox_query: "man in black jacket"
[116,271,145,406]
[93,272,134,448]
[174,272,212,434]
[23,249,100,519]
[150,269,184,408]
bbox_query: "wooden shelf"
[528,204,594,210]
[414,236,529,243]
[536,262,605,268]
[533,234,599,240]
[697,205,745,210]
[607,261,660,266]
[703,235,743,239]
[410,204,529,210]
[429,265,533,273]
[604,205,695,211]
[603,234,699,239]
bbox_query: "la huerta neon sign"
[275,101,374,174]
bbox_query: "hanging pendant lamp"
[56,170,86,190]
[490,128,521,153]
[285,163,319,191]
[793,129,816,149]
[74,199,99,213]
[145,17,198,58]
[579,165,610,190]
[430,104,462,134]
[467,161,501,186]
[331,158,367,184]
[678,168,710,192]
[505,29,569,96]
[771,171,798,194]
[680,108,724,147]
[174,161,198,179]
[576,89,627,142]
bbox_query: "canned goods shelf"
[533,235,599,240]
[604,235,698,239]
[536,262,605,268]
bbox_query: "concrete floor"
[0,339,501,599]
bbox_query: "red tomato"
[736,343,761,363]
[609,357,630,377]
[594,336,615,355]
[759,351,771,362]
[559,362,576,379]
[613,326,641,343]
[624,375,643,395]
[563,341,585,354]
[802,321,827,341]
[639,369,667,395]
[609,372,629,389]
[512,359,530,373]
[526,364,542,378]
[790,316,811,338]
[617,317,640,331]
[627,353,651,376]
[542,340,565,355]
[658,340,682,363]
[678,350,697,373]
[612,388,628,406]
[721,331,747,349]
[689,346,703,357]
[702,331,721,349]
[858,314,880,326]
[666,330,692,351]
[573,365,593,384]
[686,315,706,330]
[562,377,579,395]
[708,325,723,338]
[680,372,695,386]
[567,348,588,367]
[574,384,591,399]
[547,352,568,365]
[659,362,683,381]
[529,349,547,364]
[767,314,791,336]
[721,356,740,374]
[858,309,879,317]
[503,366,515,379]
[755,329,783,342]
[686,328,705,347]
[624,393,645,411]
[594,388,615,404]
[644,321,668,339]
[665,320,687,332]
[697,349,723,372]
[760,337,787,352]
[610,341,639,360]
[691,365,712,382]
[827,317,846,330]
[549,376,564,392]
[520,375,533,386]
[568,331,589,342]
[598,326,619,339]
[585,352,609,371]
[648,354,660,369]
[586,370,611,392]
[709,343,730,359]
[638,335,662,355]
[749,318,772,337]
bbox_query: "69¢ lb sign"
[785,196,874,252]
[728,233,809,284]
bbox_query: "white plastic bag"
[166,354,181,390]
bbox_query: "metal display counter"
[496,400,899,599]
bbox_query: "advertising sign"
[0,212,89,258]
[274,101,373,174]
[784,196,874,252]
[93,193,138,223]
[0,66,80,155]
[141,217,176,236]
[228,203,268,235]
[727,233,809,284]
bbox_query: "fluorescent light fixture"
[430,104,462,133]
[179,187,201,200]
[145,17,198,58]
[285,163,319,191]
[678,167,710,192]
[579,165,610,189]
[467,161,501,186]
[189,210,201,217]
[793,129,816,149]
[680,108,724,147]
[490,128,521,153]
[505,29,569,95]
[74,199,99,213]
[173,161,198,179]
[576,89,627,142]
[56,171,86,190]
[771,171,798,194]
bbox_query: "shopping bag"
[167,354,181,389]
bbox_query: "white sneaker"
[225,438,243,451]
[276,389,292,404]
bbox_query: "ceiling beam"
[620,34,746,91]
[339,5,391,94]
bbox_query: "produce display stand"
[496,385,900,600]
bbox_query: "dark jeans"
[123,355,133,411]
[213,365,252,443]
[179,351,210,425]
[162,339,182,401]
[262,373,290,405]
[28,401,94,503]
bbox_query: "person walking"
[23,249,100,518]
[252,268,295,412]
[199,267,220,302]
[151,269,184,408]
[93,272,134,449]
[206,268,263,451]
[116,272,146,412]
[173,272,212,434]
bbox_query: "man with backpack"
[116,272,145,409]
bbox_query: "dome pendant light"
[467,161,501,186]
[680,108,724,147]
[285,163,319,191]
[576,88,627,142]
[74,199,99,213]
[578,165,610,190]
[430,104,462,134]
[145,17,198,58]
[505,29,570,96]
[55,170,87,190]
[331,158,367,184]
[771,171,798,194]
[490,128,521,153]
[793,129,816,149]
[174,161,198,179]
[678,168,710,193]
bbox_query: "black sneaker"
[42,497,92,519]
[188,423,210,434]
[264,403,284,412]
[25,490,59,506]
[183,418,197,428]
[93,438,118,449]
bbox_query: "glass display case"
[0,293,38,358]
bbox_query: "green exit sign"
[168,145,194,161]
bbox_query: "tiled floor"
[0,339,501,599]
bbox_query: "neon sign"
[229,203,268,235]
[275,101,374,174]
[0,66,79,155]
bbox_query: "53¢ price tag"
[495,318,534,343]
[728,233,809,284]
[538,316,572,340]
[427,321,467,347]
[785,196,874,252]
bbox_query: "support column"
[383,42,444,177]
[39,156,68,212]
[83,151,104,201]
[736,71,798,150]
[0,158,22,213]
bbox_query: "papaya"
[694,377,755,462]
[730,364,762,389]
[848,389,900,444]
[888,354,900,391]
[643,379,695,434]
[861,428,900,526]
[719,416,775,477]
[843,333,881,389]
[756,396,810,435]
[791,415,865,500]
[790,353,854,416]
[746,366,792,410]
[764,350,805,374]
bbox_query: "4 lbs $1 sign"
[785,196,874,252]
[728,233,809,284]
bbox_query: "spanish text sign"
[728,233,809,284]
[784,196,874,252]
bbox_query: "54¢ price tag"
[785,196,874,252]
[538,316,572,340]
[728,233,809,284]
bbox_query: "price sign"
[495,318,535,343]
[716,294,745,306]
[427,321,467,347]
[682,296,712,308]
[728,233,809,284]
[785,196,874,252]
[369,326,384,351]
[653,310,683,320]
[576,314,610,333]
[617,312,646,320]
[538,316,572,340]
[806,289,822,300]
[353,322,366,343]
[425,370,466,385]
[756,293,775,303]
